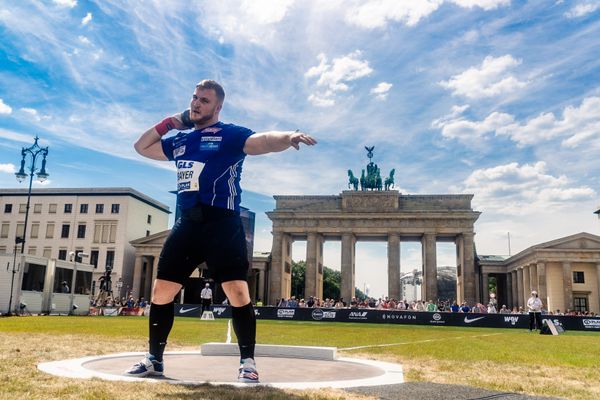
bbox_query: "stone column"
[506,272,513,309]
[421,233,437,302]
[388,234,401,299]
[143,257,153,300]
[482,272,489,305]
[341,233,356,304]
[517,268,524,309]
[268,231,285,305]
[257,270,265,304]
[511,270,518,309]
[563,262,573,312]
[132,255,143,298]
[462,233,476,304]
[455,235,464,304]
[305,232,323,299]
[529,263,538,293]
[522,264,530,304]
[537,262,547,310]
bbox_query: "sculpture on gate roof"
[347,146,394,191]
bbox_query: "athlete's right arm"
[134,113,188,161]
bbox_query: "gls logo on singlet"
[176,160,204,192]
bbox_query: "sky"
[1,0,600,298]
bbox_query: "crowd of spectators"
[270,296,598,316]
[91,295,148,309]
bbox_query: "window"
[1,223,9,238]
[90,250,99,268]
[53,267,73,293]
[45,223,55,239]
[28,246,36,255]
[0,246,7,253]
[4,204,12,213]
[43,248,52,258]
[30,223,39,238]
[574,296,588,312]
[105,250,115,268]
[146,230,150,237]
[573,271,585,284]
[19,204,26,213]
[93,221,117,243]
[21,263,46,291]
[61,224,70,239]
[64,204,73,213]
[49,204,57,213]
[16,223,24,239]
[147,214,152,224]
[77,224,86,239]
[95,204,104,214]
[58,249,67,260]
[74,270,93,295]
[33,204,42,213]
[80,203,88,214]
[111,204,120,214]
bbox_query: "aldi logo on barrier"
[582,319,600,329]
[504,316,520,326]
[349,311,368,320]
[277,309,295,318]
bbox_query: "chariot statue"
[346,147,395,191]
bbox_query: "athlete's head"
[190,80,225,126]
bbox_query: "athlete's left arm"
[243,130,317,156]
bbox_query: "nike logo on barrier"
[179,307,200,314]
[464,316,485,324]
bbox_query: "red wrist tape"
[155,117,176,136]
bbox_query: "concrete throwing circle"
[38,351,404,389]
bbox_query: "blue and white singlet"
[161,122,254,212]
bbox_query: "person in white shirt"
[200,283,213,314]
[527,290,543,331]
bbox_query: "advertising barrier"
[172,304,600,332]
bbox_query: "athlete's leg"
[149,279,182,361]
[222,280,255,360]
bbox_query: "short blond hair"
[196,79,225,104]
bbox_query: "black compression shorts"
[156,204,249,285]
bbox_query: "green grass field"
[1,316,599,399]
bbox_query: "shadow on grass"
[162,383,340,400]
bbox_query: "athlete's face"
[190,88,222,124]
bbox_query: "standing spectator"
[459,302,471,313]
[426,300,438,312]
[306,296,315,308]
[499,304,510,314]
[288,296,298,308]
[527,290,543,331]
[277,298,288,307]
[200,283,213,314]
[487,302,497,313]
[61,281,70,293]
[450,301,460,313]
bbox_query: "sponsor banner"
[174,304,600,331]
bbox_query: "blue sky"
[1,0,599,298]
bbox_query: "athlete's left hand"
[290,130,317,150]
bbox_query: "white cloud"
[78,35,90,45]
[0,128,35,143]
[305,51,373,107]
[53,0,77,8]
[461,161,596,215]
[435,96,600,147]
[449,0,510,10]
[345,0,510,29]
[0,98,12,114]
[81,12,92,25]
[345,0,443,29]
[439,55,527,99]
[565,2,600,18]
[0,163,16,173]
[370,82,393,100]
[20,107,51,122]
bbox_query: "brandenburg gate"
[266,191,481,305]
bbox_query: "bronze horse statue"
[347,170,359,190]
[384,168,395,190]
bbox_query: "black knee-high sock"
[149,302,174,362]
[231,302,256,360]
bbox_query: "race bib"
[176,160,204,192]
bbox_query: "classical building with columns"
[265,190,480,306]
[478,232,600,314]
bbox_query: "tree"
[291,260,365,301]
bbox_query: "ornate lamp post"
[14,136,49,253]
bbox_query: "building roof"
[0,187,170,213]
[477,255,509,262]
